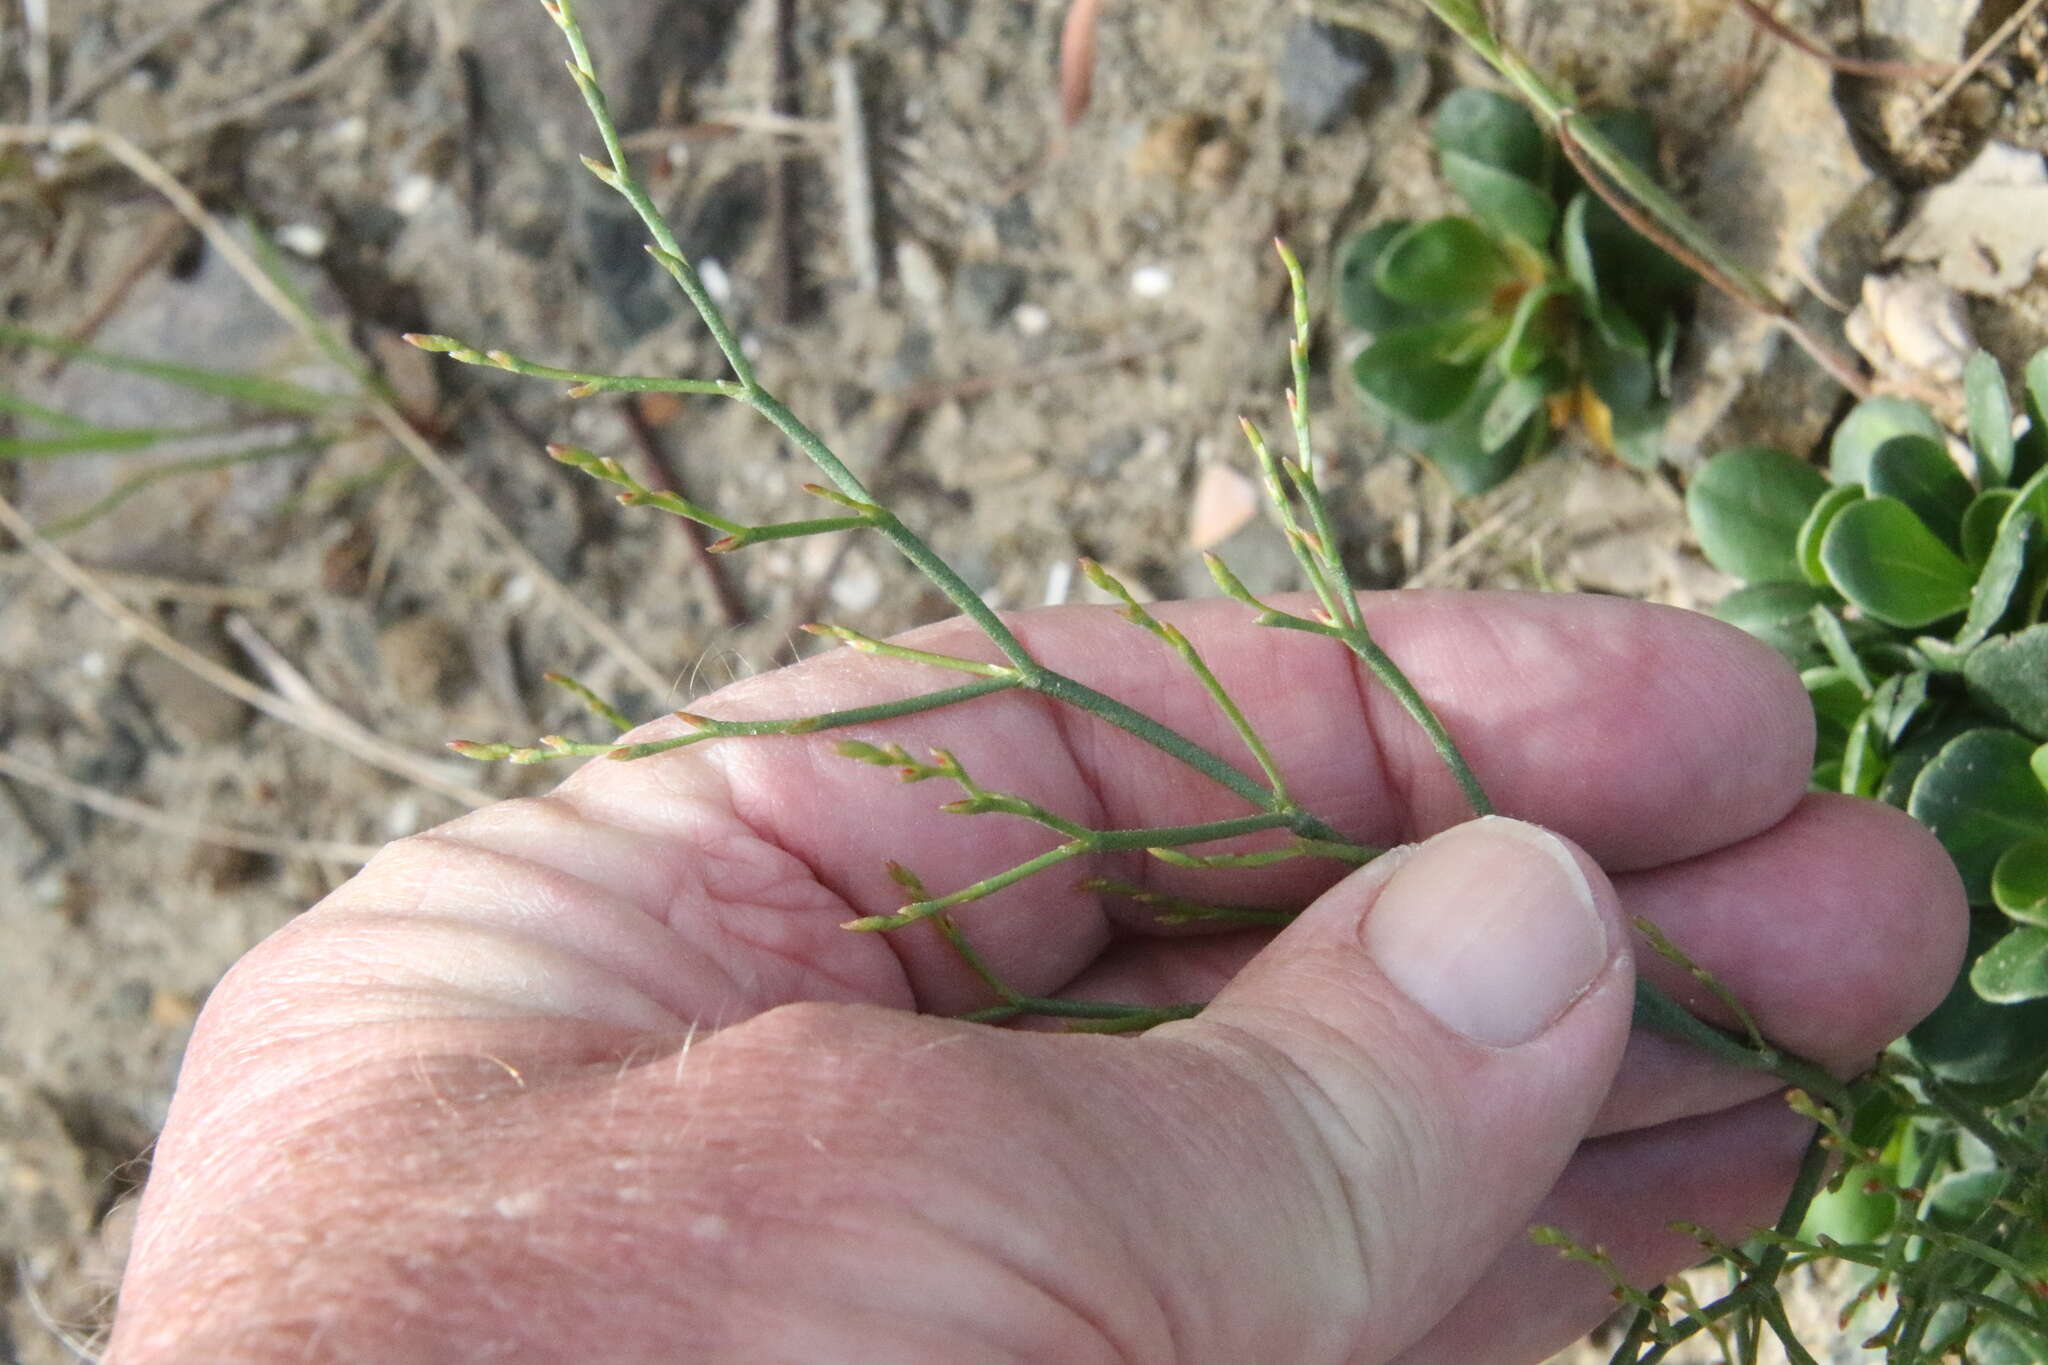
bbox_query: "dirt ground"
[3,1,2045,1360]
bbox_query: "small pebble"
[1186,462,1260,551]
[275,223,329,257]
[1277,19,1382,133]
[1013,303,1053,337]
[1130,264,1174,299]
[1131,112,1211,182]
[895,238,948,310]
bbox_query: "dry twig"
[0,750,385,864]
[1901,0,2048,140]
[51,0,237,120]
[0,120,673,697]
[0,488,490,808]
[1728,0,1956,80]
[146,0,408,148]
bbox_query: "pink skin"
[104,592,1966,1364]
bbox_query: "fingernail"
[1363,817,1610,1047]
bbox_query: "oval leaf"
[1961,488,2018,567]
[1819,496,1973,628]
[1374,217,1513,309]
[1712,581,1837,668]
[1797,484,1864,587]
[1442,153,1557,248]
[1964,623,2048,739]
[1971,925,2048,1004]
[1993,835,2048,926]
[1432,87,1549,181]
[1830,396,1947,488]
[1908,728,2048,901]
[1336,221,1428,332]
[1967,349,2015,487]
[1351,324,1487,425]
[1687,446,1829,584]
[1867,434,1972,550]
[1957,509,2035,650]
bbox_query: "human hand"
[105,592,1965,1363]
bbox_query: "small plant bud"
[402,333,460,353]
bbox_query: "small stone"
[1129,264,1174,299]
[828,555,884,613]
[1277,20,1382,134]
[894,237,948,310]
[1188,135,1249,194]
[1847,269,1977,395]
[1013,303,1053,337]
[275,222,329,257]
[1131,112,1211,182]
[1186,462,1260,551]
[954,260,1028,329]
[378,613,473,707]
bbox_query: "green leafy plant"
[1687,355,2048,1362]
[1336,88,1691,494]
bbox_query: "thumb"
[1164,816,1633,1360]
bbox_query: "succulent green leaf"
[1712,581,1838,668]
[1961,488,2019,567]
[1829,396,1947,488]
[1351,325,1488,426]
[1798,1170,1894,1246]
[1433,88,1549,182]
[1967,349,2015,487]
[1923,1167,2009,1232]
[1336,221,1432,332]
[1399,373,1544,496]
[2024,348,2048,480]
[1479,370,1549,453]
[1374,218,1514,309]
[1441,154,1558,248]
[1908,923,2048,1088]
[1965,623,2048,739]
[1497,280,1569,376]
[1908,728,2048,901]
[1957,510,2036,650]
[1972,1321,2048,1365]
[1819,496,1973,628]
[1796,484,1864,587]
[1867,435,1973,550]
[1993,835,2048,926]
[1869,669,1930,749]
[1971,925,2048,1003]
[1806,666,1866,768]
[1686,446,1829,584]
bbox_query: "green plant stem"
[1338,627,1495,818]
[546,0,1361,835]
[1632,979,1853,1113]
[847,811,1299,931]
[404,334,741,397]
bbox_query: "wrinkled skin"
[106,593,1965,1363]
